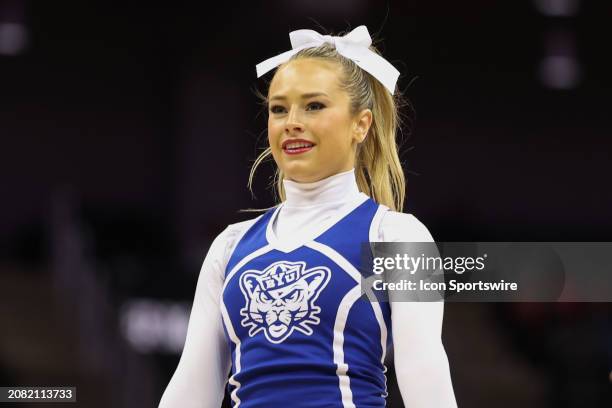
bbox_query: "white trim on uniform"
[368,204,391,397]
[220,243,275,407]
[332,285,361,408]
[306,240,389,408]
[368,204,389,242]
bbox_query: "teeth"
[285,142,313,149]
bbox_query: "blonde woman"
[159,26,457,408]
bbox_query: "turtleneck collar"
[283,168,360,208]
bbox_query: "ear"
[241,273,259,298]
[352,108,372,144]
[303,269,329,297]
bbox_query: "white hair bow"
[255,25,400,95]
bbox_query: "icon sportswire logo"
[239,260,331,344]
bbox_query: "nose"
[285,105,304,134]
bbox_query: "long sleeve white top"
[158,168,457,408]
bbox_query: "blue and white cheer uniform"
[222,193,389,407]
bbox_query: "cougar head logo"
[239,261,331,344]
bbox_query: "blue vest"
[221,197,392,407]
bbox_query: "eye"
[285,289,300,302]
[306,102,325,111]
[269,105,286,114]
[259,292,270,302]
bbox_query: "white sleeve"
[158,225,238,408]
[379,212,458,408]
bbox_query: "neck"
[283,169,359,207]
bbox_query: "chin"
[282,163,317,183]
[284,171,320,183]
[285,173,315,183]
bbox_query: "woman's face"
[267,58,371,183]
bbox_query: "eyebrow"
[269,92,329,101]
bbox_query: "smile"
[282,140,315,155]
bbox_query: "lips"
[269,324,287,337]
[282,139,315,155]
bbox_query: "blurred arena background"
[1,0,611,407]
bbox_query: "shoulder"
[378,210,435,242]
[200,214,265,279]
[224,215,263,240]
[218,213,267,258]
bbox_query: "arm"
[381,212,457,408]
[391,301,456,407]
[158,227,233,408]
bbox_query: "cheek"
[267,122,284,166]
[268,120,280,146]
[315,114,353,149]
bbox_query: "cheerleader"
[159,25,457,408]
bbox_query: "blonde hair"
[248,33,409,212]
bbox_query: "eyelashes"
[305,102,325,111]
[269,102,326,114]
